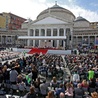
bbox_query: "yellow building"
[0,15,6,29]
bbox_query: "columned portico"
[27,27,67,48]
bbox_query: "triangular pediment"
[33,16,68,25]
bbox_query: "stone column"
[51,28,53,47]
[82,36,83,45]
[88,36,90,45]
[27,29,30,46]
[63,28,66,48]
[76,36,78,46]
[39,29,41,47]
[57,28,59,47]
[33,29,35,46]
[10,36,12,45]
[0,35,2,44]
[70,29,73,49]
[45,28,47,42]
[6,36,8,45]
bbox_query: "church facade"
[0,3,98,49]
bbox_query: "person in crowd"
[88,68,95,81]
[46,91,54,98]
[34,77,41,93]
[16,74,23,83]
[89,78,96,93]
[2,65,10,83]
[0,66,4,84]
[40,80,48,98]
[32,65,38,81]
[72,71,80,82]
[50,76,58,90]
[59,92,65,98]
[10,67,18,84]
[65,82,74,97]
[14,62,21,74]
[55,83,65,97]
[91,91,98,98]
[95,78,98,92]
[81,80,89,88]
[24,86,37,98]
[74,83,84,98]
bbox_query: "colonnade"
[73,35,98,47]
[27,28,67,48]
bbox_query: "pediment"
[33,17,68,25]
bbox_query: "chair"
[11,84,19,95]
[18,83,26,96]
[82,87,88,92]
[89,88,96,93]
[25,86,30,92]
[65,95,73,98]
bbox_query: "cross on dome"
[55,1,57,5]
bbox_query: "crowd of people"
[0,50,19,63]
[0,50,98,98]
[65,53,98,98]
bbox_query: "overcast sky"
[0,0,98,22]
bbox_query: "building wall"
[2,12,11,29]
[0,15,6,29]
[90,22,98,29]
[8,13,26,30]
[1,12,26,30]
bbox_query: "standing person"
[72,71,80,82]
[10,67,18,84]
[40,80,48,98]
[88,68,95,81]
[14,62,21,74]
[32,65,38,81]
[2,65,9,83]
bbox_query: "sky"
[0,0,98,22]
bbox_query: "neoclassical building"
[19,2,98,49]
[0,2,98,48]
[19,2,75,49]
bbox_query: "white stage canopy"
[18,36,66,40]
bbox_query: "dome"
[37,2,75,23]
[74,16,90,27]
[74,16,89,22]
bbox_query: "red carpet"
[28,48,58,54]
[28,48,48,54]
